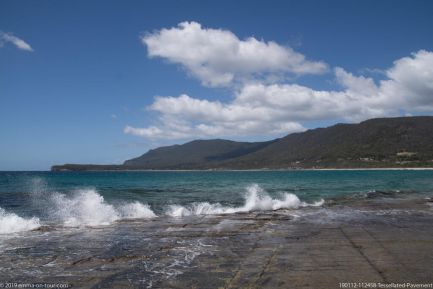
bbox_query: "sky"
[1,0,433,170]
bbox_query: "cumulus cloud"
[381,50,433,110]
[125,50,433,140]
[0,31,33,52]
[124,93,306,140]
[141,21,327,87]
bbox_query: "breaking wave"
[49,185,323,224]
[0,207,40,234]
[50,189,156,227]
[165,184,324,217]
[0,184,323,232]
[118,201,157,219]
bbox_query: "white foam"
[0,207,40,234]
[165,204,194,217]
[51,189,156,227]
[5,184,323,227]
[165,184,324,217]
[119,201,157,219]
[51,189,119,226]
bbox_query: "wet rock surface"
[1,199,433,288]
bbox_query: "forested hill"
[51,116,433,171]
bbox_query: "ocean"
[1,170,433,233]
[1,170,433,287]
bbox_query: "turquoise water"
[1,170,433,233]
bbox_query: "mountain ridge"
[51,116,433,171]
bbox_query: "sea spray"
[0,207,40,234]
[50,189,156,226]
[0,184,323,231]
[51,189,120,226]
[119,201,157,219]
[241,183,302,211]
[165,184,324,217]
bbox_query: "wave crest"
[165,184,324,217]
[1,184,324,230]
[119,201,157,219]
[0,207,40,234]
[51,189,156,227]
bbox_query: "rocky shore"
[1,197,433,288]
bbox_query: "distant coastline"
[50,167,433,172]
[51,116,433,172]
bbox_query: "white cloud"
[141,21,327,87]
[381,50,433,110]
[124,122,192,140]
[124,92,307,139]
[335,67,378,96]
[0,31,33,52]
[125,50,433,140]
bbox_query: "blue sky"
[1,0,433,170]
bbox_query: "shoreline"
[1,197,433,288]
[3,167,433,173]
[46,167,433,172]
